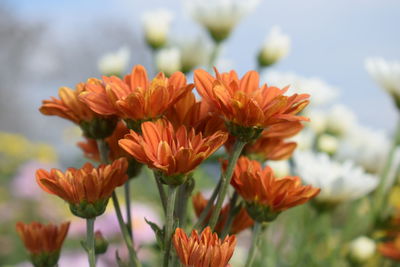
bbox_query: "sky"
[6,0,400,132]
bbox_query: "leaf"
[145,217,164,250]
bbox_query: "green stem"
[86,218,96,267]
[112,192,140,267]
[194,179,221,230]
[176,177,194,229]
[96,139,109,164]
[245,222,263,267]
[163,185,178,267]
[220,192,239,238]
[125,181,133,240]
[154,171,168,214]
[208,140,246,230]
[208,42,222,71]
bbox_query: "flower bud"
[94,231,109,255]
[258,26,290,68]
[348,236,376,263]
[155,47,182,77]
[142,9,173,50]
[317,134,338,155]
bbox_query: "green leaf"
[145,217,164,250]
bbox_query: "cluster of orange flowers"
[17,64,320,267]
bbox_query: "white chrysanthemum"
[184,0,260,42]
[325,104,357,136]
[289,128,314,151]
[295,151,378,203]
[317,134,338,155]
[155,47,182,77]
[266,71,339,106]
[142,9,173,49]
[267,160,290,178]
[349,236,376,263]
[97,47,130,76]
[175,37,210,73]
[365,57,400,106]
[335,125,390,174]
[258,26,290,67]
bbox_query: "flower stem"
[154,171,168,214]
[125,181,133,240]
[194,179,221,230]
[208,140,246,230]
[245,222,263,267]
[86,218,96,267]
[220,192,239,238]
[163,185,178,267]
[112,192,140,267]
[208,42,222,70]
[96,139,109,164]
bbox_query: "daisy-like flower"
[176,36,210,74]
[118,119,228,185]
[365,57,400,108]
[79,65,193,131]
[155,47,182,77]
[258,26,290,68]
[39,80,117,139]
[194,68,309,141]
[16,221,70,267]
[36,158,128,218]
[348,236,376,263]
[185,0,260,43]
[97,46,130,77]
[192,192,253,235]
[294,151,378,207]
[231,156,320,222]
[173,227,236,267]
[379,234,400,261]
[142,9,173,50]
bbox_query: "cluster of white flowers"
[97,47,130,76]
[258,26,290,67]
[295,151,378,203]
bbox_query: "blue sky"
[7,0,400,131]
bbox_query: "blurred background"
[1,0,400,266]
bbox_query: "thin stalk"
[245,222,263,267]
[163,185,178,267]
[208,140,246,230]
[86,218,96,267]
[112,192,140,267]
[125,181,133,240]
[194,179,222,230]
[208,42,222,71]
[176,179,193,229]
[154,171,168,214]
[96,139,109,164]
[220,192,239,238]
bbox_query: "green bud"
[94,231,109,255]
[208,27,231,44]
[80,117,118,139]
[69,199,109,219]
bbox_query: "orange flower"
[194,68,309,141]
[379,235,400,261]
[165,91,226,136]
[36,158,128,218]
[78,122,130,162]
[40,81,98,124]
[192,192,253,235]
[119,120,228,184]
[80,65,193,125]
[173,227,236,267]
[231,156,320,222]
[16,221,69,266]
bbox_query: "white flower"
[175,37,210,73]
[142,9,173,49]
[97,47,130,76]
[317,134,338,155]
[295,151,378,203]
[267,160,290,177]
[289,128,314,151]
[348,236,376,263]
[325,104,357,136]
[258,26,290,67]
[335,125,390,174]
[365,57,400,106]
[184,0,260,42]
[155,47,182,76]
[266,71,339,106]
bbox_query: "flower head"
[142,9,173,49]
[294,151,378,206]
[16,221,70,266]
[258,26,290,67]
[365,57,400,108]
[98,47,130,76]
[192,192,253,235]
[194,68,309,141]
[155,47,182,77]
[231,156,320,222]
[173,227,236,267]
[349,236,376,263]
[119,120,228,185]
[36,158,128,218]
[379,234,400,261]
[80,65,193,129]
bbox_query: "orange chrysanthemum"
[78,122,130,162]
[173,227,236,267]
[194,68,309,141]
[165,91,226,136]
[39,81,98,124]
[192,192,253,235]
[119,120,228,184]
[16,221,69,266]
[36,158,128,218]
[379,235,400,261]
[231,156,320,222]
[80,65,193,125]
